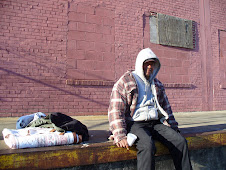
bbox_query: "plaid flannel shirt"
[108,71,179,143]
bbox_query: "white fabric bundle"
[2,127,75,149]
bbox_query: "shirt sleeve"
[156,80,179,130]
[108,82,127,143]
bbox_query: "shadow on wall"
[0,67,109,107]
[0,44,114,81]
[0,45,109,107]
[0,45,66,78]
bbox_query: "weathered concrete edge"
[0,131,225,170]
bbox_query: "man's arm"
[155,79,179,131]
[161,89,179,130]
[108,83,128,145]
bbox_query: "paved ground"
[0,110,226,150]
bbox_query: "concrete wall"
[0,0,226,117]
[60,146,226,170]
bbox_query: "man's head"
[143,59,155,80]
[134,48,160,83]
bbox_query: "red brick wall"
[209,0,226,110]
[66,3,115,81]
[0,0,226,117]
[219,31,226,88]
[0,0,68,116]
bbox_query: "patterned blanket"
[2,127,76,149]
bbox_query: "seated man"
[108,48,192,170]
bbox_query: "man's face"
[143,60,155,80]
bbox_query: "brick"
[77,60,95,71]
[152,49,164,58]
[67,58,77,68]
[177,52,189,60]
[182,75,190,83]
[221,42,226,49]
[106,44,115,52]
[77,40,95,51]
[85,32,103,42]
[158,74,171,83]
[86,14,102,24]
[67,40,76,50]
[85,51,103,60]
[67,49,85,60]
[77,22,95,32]
[68,31,85,41]
[163,50,177,59]
[94,61,114,71]
[175,67,189,75]
[0,113,12,117]
[102,52,115,61]
[68,21,77,30]
[95,7,114,18]
[163,66,173,74]
[170,59,183,67]
[101,70,115,81]
[102,34,114,43]
[85,70,114,80]
[68,12,85,22]
[170,74,183,83]
[77,4,95,14]
[95,42,106,52]
[103,17,114,26]
[95,24,112,34]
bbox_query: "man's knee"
[137,139,156,154]
[176,134,188,149]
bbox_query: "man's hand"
[116,138,129,150]
[163,120,171,127]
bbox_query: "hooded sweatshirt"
[108,48,178,143]
[132,48,168,122]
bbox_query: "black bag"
[50,112,89,141]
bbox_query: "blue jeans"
[127,120,192,170]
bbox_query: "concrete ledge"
[0,130,225,170]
